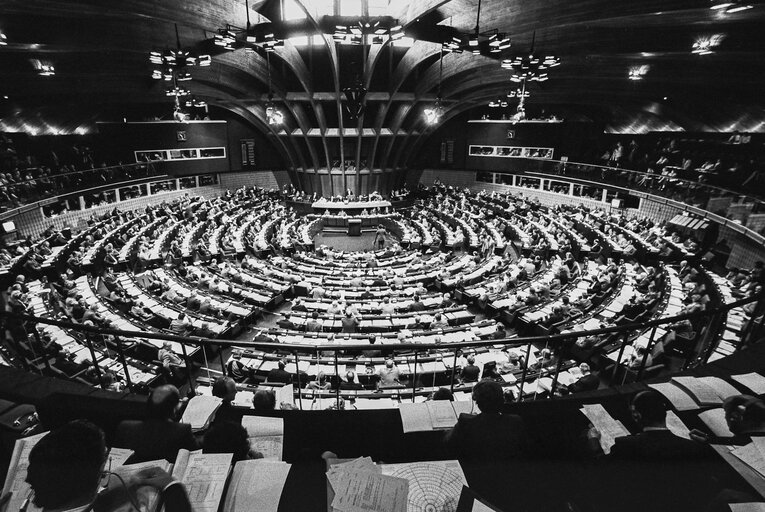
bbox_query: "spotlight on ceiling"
[692,34,724,54]
[32,61,55,77]
[628,64,650,80]
[710,0,753,13]
[424,98,444,125]
[0,32,7,46]
[266,103,284,125]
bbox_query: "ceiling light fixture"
[424,48,445,125]
[150,25,209,81]
[710,0,753,13]
[628,64,650,80]
[501,32,559,81]
[264,51,283,126]
[692,34,724,54]
[0,32,7,46]
[442,0,511,56]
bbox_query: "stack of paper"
[1,432,48,512]
[181,395,223,430]
[242,416,284,460]
[223,459,291,512]
[648,382,699,411]
[732,438,765,479]
[173,450,233,512]
[671,377,724,406]
[398,401,477,433]
[328,457,408,512]
[580,404,630,455]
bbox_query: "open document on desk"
[173,450,232,512]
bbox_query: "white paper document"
[671,376,723,405]
[223,459,291,512]
[107,447,135,468]
[181,395,223,430]
[698,408,732,437]
[580,404,630,455]
[399,403,433,433]
[648,382,699,411]
[174,450,232,512]
[242,416,285,460]
[1,432,48,512]
[665,410,691,439]
[732,373,765,395]
[380,460,468,512]
[426,401,458,430]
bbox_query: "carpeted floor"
[313,231,382,252]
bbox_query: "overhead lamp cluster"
[692,34,724,55]
[442,30,511,55]
[710,0,753,13]
[501,54,560,82]
[150,25,211,102]
[332,21,403,45]
[30,59,55,77]
[214,24,285,52]
[628,64,650,80]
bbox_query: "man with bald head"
[113,384,198,463]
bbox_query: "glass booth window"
[43,198,80,217]
[151,180,177,194]
[119,184,147,200]
[179,177,197,189]
[198,174,218,186]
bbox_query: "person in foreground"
[610,389,710,460]
[25,420,190,512]
[113,384,198,463]
[443,379,526,460]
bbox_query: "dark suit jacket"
[444,412,526,460]
[609,429,711,461]
[460,364,481,382]
[113,418,198,463]
[569,373,599,393]
[267,368,293,385]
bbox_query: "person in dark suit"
[113,384,198,463]
[27,420,191,512]
[444,380,526,460]
[210,376,243,426]
[460,355,481,383]
[340,371,364,390]
[266,360,293,385]
[610,390,709,460]
[567,363,599,393]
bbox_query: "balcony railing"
[3,289,762,410]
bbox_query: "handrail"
[3,290,760,354]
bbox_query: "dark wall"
[224,114,286,172]
[96,121,230,174]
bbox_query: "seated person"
[203,421,261,462]
[307,371,332,391]
[27,420,191,512]
[377,359,402,388]
[113,384,198,463]
[610,390,710,460]
[567,363,599,393]
[444,380,526,460]
[340,371,364,391]
[460,355,481,383]
[266,360,293,385]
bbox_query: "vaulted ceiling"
[1,0,765,171]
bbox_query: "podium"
[347,219,362,236]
